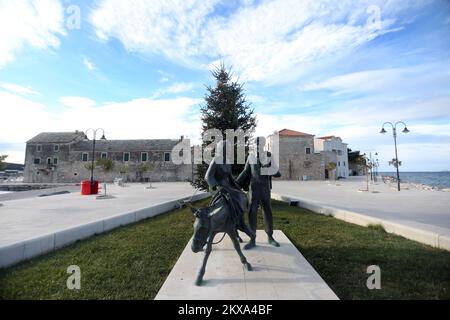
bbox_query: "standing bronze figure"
[237,136,281,249]
[189,141,255,286]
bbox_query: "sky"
[0,0,449,171]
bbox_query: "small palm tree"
[96,158,115,183]
[326,162,337,180]
[139,162,155,188]
[84,162,94,171]
[118,164,129,182]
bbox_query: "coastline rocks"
[381,175,440,191]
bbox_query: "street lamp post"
[362,153,370,192]
[368,152,378,181]
[371,152,378,182]
[84,128,106,187]
[375,158,379,181]
[380,121,410,191]
[364,151,378,182]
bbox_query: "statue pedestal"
[155,230,338,300]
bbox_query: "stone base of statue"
[155,230,338,300]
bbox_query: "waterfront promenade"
[0,182,209,268]
[272,177,450,249]
[2,177,449,268]
[0,182,201,247]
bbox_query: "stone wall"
[274,136,326,181]
[24,140,193,183]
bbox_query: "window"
[305,147,311,155]
[338,161,341,167]
[123,152,130,162]
[36,145,42,152]
[53,158,58,165]
[343,161,346,167]
[337,150,342,156]
[33,158,41,164]
[82,153,88,162]
[164,152,171,162]
[101,152,107,159]
[141,152,148,162]
[54,144,59,152]
[47,158,52,165]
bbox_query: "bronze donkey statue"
[188,191,255,286]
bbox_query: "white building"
[314,136,349,178]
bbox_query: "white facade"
[314,136,349,178]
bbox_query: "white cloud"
[1,89,449,170]
[254,91,450,171]
[90,0,430,84]
[246,95,266,104]
[91,0,218,66]
[375,143,450,172]
[82,57,96,71]
[412,124,450,137]
[0,91,202,162]
[59,96,97,108]
[0,0,66,68]
[0,83,40,96]
[153,82,196,97]
[301,63,450,96]
[254,94,450,140]
[0,90,52,144]
[0,150,26,164]
[158,70,173,83]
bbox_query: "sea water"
[380,172,450,189]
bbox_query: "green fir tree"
[191,64,257,191]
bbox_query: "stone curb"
[0,192,210,269]
[272,193,450,252]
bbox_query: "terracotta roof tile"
[278,128,314,137]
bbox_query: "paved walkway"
[272,177,450,238]
[156,230,338,300]
[0,185,80,201]
[0,182,200,247]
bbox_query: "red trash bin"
[81,180,91,195]
[91,181,99,195]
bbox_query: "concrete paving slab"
[102,211,136,232]
[0,182,202,247]
[0,183,208,268]
[54,220,104,249]
[155,230,339,300]
[0,242,24,268]
[272,178,450,250]
[23,234,55,260]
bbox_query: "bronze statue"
[189,140,255,286]
[237,136,281,249]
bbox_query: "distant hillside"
[2,163,24,171]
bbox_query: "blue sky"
[0,0,449,171]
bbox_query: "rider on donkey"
[205,140,255,239]
[188,139,254,285]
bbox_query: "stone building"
[266,129,329,180]
[314,135,349,178]
[23,131,192,183]
[265,128,353,181]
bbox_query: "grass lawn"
[1,199,449,299]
